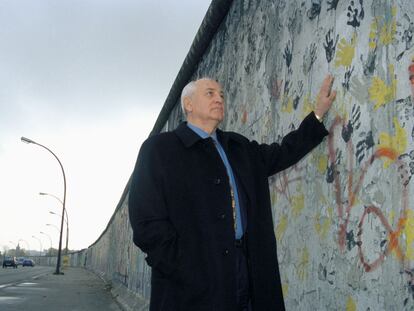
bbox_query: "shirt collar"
[174,122,229,149]
[187,122,218,141]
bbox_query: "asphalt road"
[0,266,122,311]
[0,265,51,288]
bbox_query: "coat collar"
[174,122,243,149]
[174,122,204,148]
[174,122,254,209]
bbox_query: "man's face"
[186,79,225,125]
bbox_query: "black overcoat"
[128,112,329,311]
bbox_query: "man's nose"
[215,94,224,104]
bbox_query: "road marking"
[17,282,37,287]
[32,272,48,280]
[0,270,49,289]
[0,297,22,302]
[0,283,14,289]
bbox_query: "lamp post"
[40,192,69,254]
[39,231,53,254]
[21,136,66,275]
[32,236,43,256]
[49,211,69,254]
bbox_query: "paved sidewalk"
[0,267,122,311]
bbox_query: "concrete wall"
[35,255,57,267]
[167,0,414,310]
[68,0,414,310]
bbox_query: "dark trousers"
[235,240,252,311]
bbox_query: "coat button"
[214,178,221,185]
[219,213,226,219]
[223,249,229,255]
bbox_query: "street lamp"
[49,211,69,253]
[40,192,69,254]
[39,231,53,253]
[21,136,66,275]
[31,236,43,256]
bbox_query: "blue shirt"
[187,122,243,239]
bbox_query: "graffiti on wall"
[177,0,414,309]
[78,0,414,310]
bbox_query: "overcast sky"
[0,0,211,252]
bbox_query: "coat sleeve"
[254,112,329,177]
[128,138,178,276]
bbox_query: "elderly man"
[128,76,336,311]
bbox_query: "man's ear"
[183,97,193,114]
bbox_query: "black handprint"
[283,40,293,68]
[327,149,342,183]
[323,29,339,63]
[347,0,365,28]
[342,104,360,142]
[397,17,414,61]
[283,78,291,96]
[327,0,340,11]
[303,42,318,75]
[398,149,414,186]
[293,80,304,110]
[307,0,322,20]
[342,66,355,91]
[356,131,374,164]
[360,49,376,77]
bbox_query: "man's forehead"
[195,79,223,92]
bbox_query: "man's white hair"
[180,77,217,116]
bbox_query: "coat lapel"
[175,123,256,207]
[174,122,203,148]
[217,130,255,208]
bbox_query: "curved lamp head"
[46,223,58,229]
[21,137,35,144]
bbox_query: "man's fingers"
[315,75,336,118]
[320,75,334,96]
[329,90,337,102]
